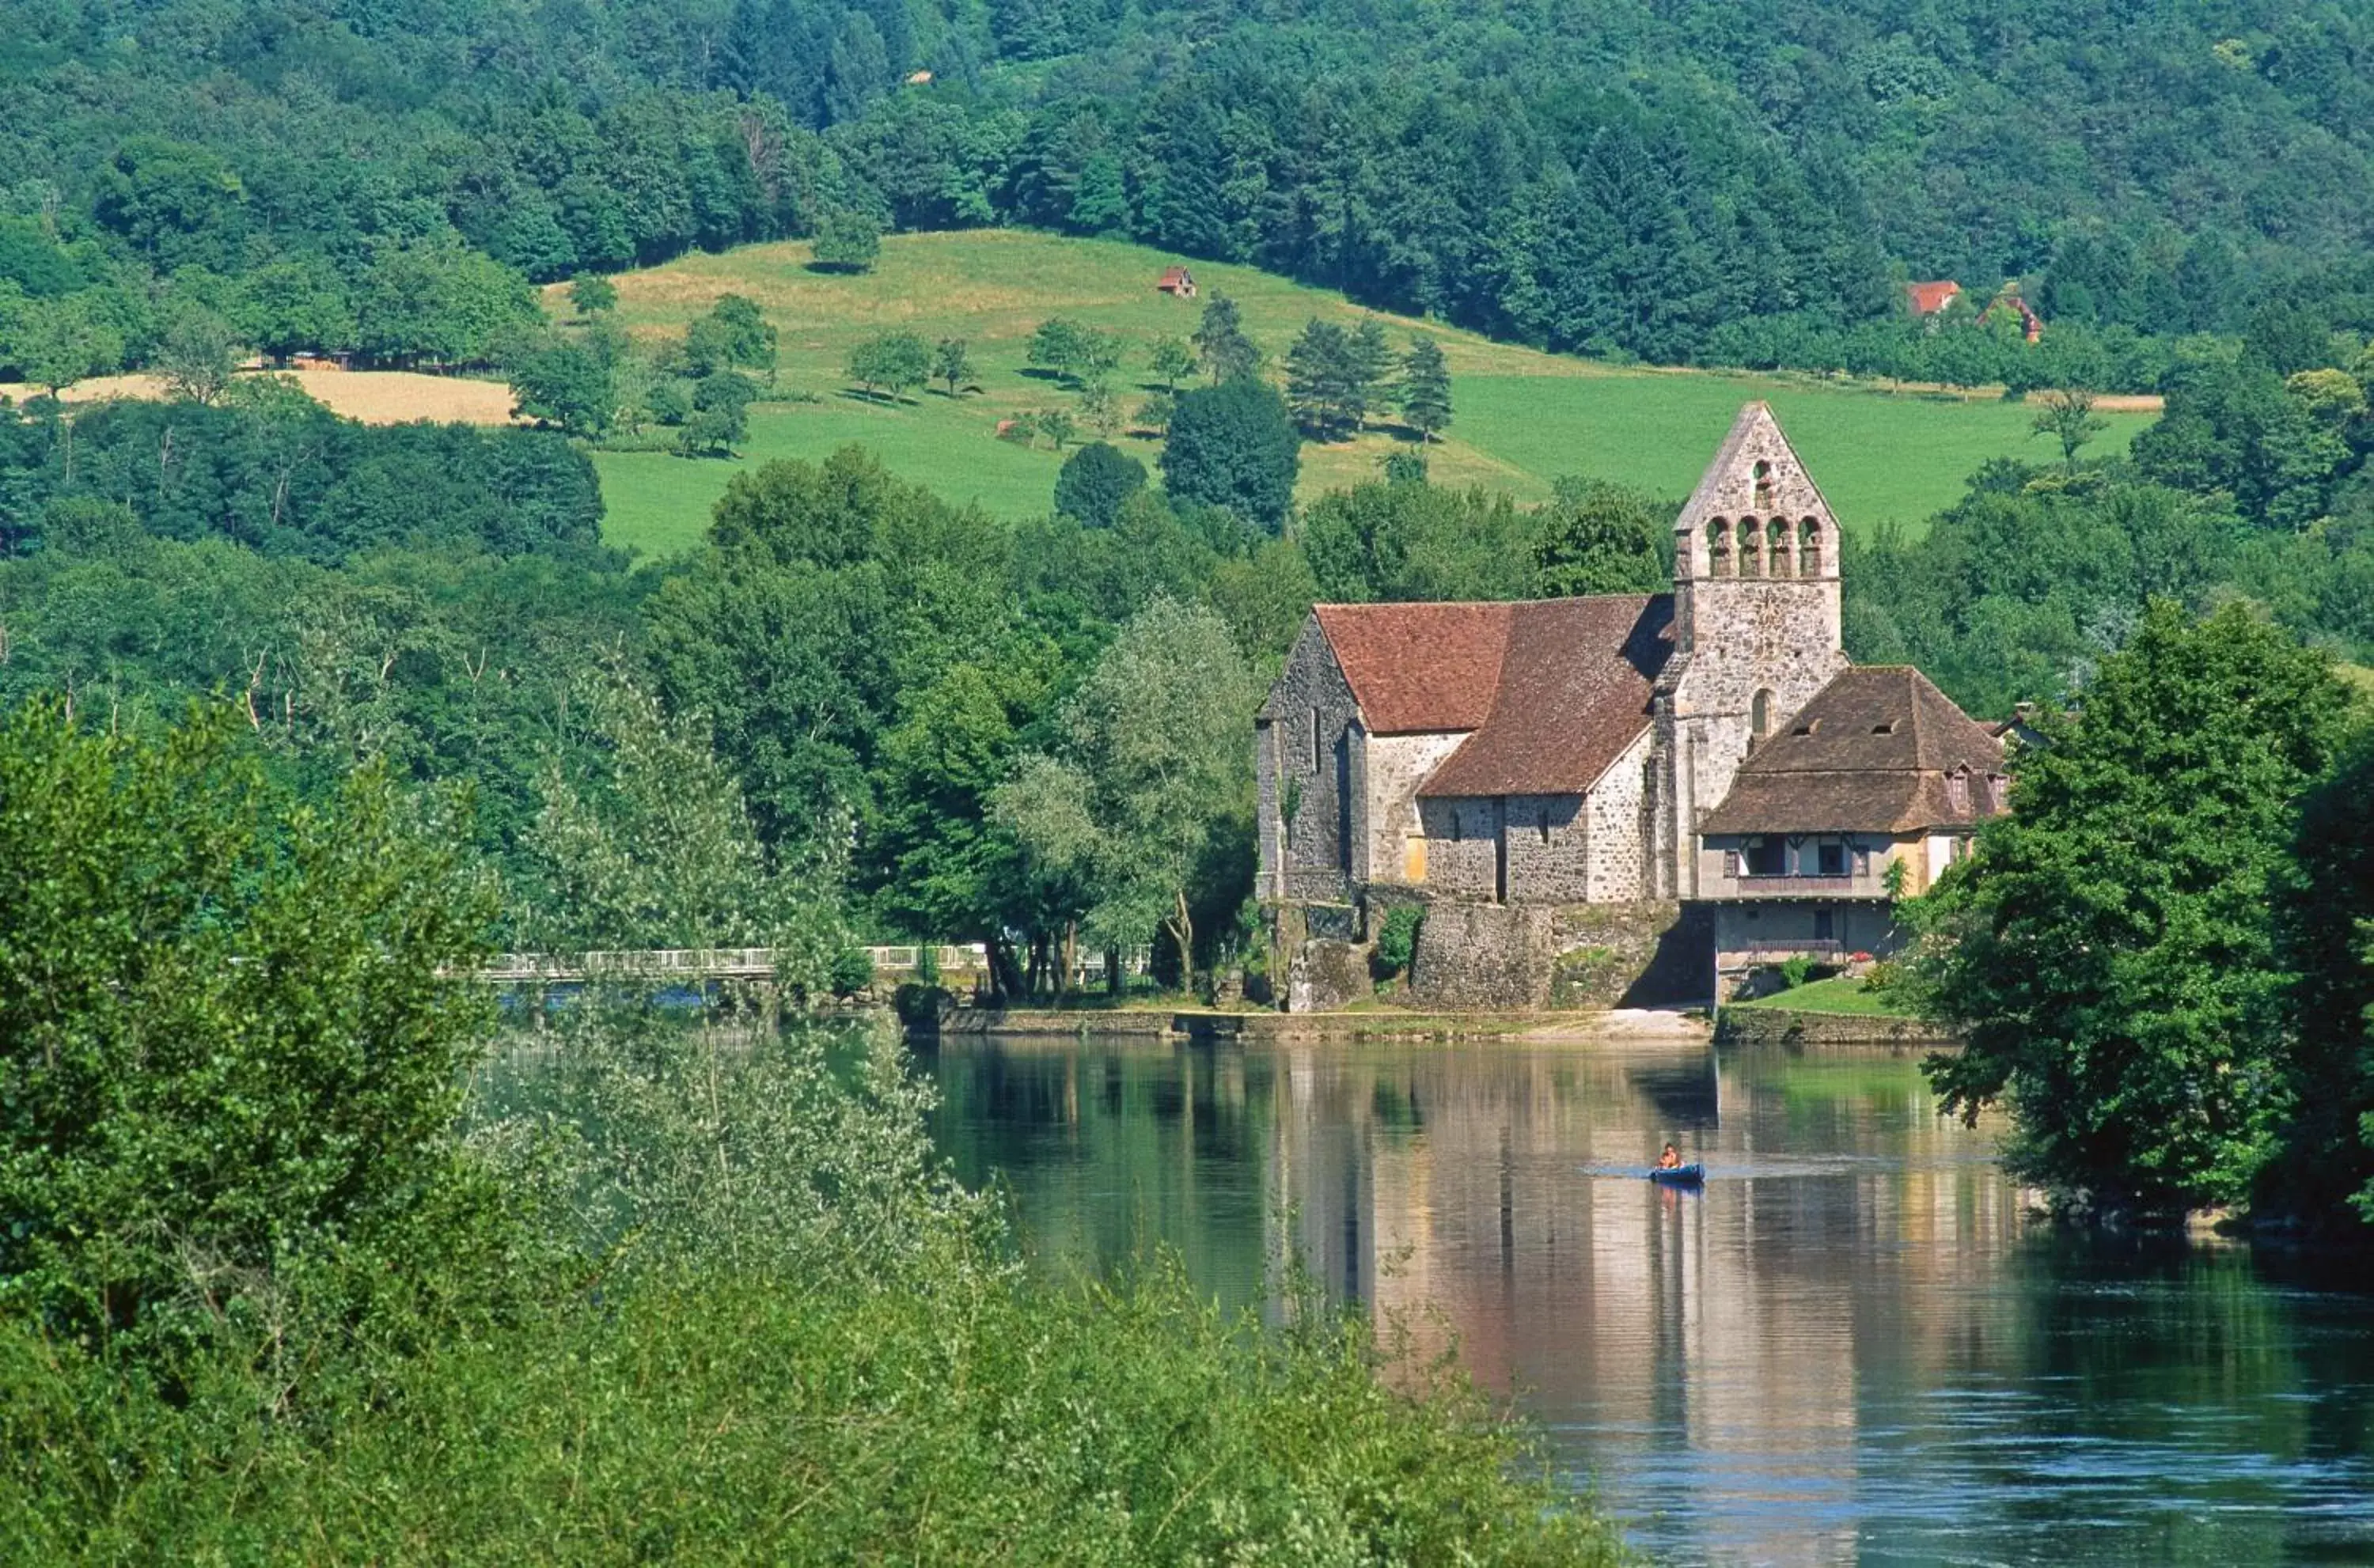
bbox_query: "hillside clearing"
[572,231,2154,558]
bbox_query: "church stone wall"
[1415,797,1501,897]
[1409,900,1554,1010]
[1502,793,1588,902]
[1586,728,1654,901]
[1259,618,1367,903]
[1666,584,1847,898]
[1366,732,1469,885]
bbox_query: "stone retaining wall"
[1408,901,1554,1010]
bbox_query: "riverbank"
[935,1006,1712,1043]
[1713,1006,1955,1049]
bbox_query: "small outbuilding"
[1905,281,1962,318]
[1156,266,1198,298]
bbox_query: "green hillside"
[569,232,2152,558]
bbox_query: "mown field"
[571,231,2154,559]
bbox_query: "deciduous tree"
[1913,601,2357,1215]
[811,210,883,273]
[1161,377,1299,532]
[933,336,973,396]
[847,331,930,400]
[1193,293,1259,383]
[1053,441,1147,528]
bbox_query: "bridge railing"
[476,944,989,983]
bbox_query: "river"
[920,1029,2374,1566]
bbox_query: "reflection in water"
[923,1034,2374,1566]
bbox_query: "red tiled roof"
[1314,602,1513,733]
[1418,597,1674,797]
[1906,280,1962,316]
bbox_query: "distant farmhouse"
[1155,265,1198,298]
[1253,403,2008,1010]
[1905,280,1963,318]
[1905,278,2043,341]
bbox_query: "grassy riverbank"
[1729,975,1921,1017]
[566,230,2152,557]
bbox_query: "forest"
[4,0,2374,391]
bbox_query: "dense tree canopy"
[0,705,506,1356]
[4,0,2372,392]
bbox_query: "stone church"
[1253,403,2007,1008]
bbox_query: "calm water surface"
[920,1031,2374,1566]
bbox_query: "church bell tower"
[1648,403,1848,898]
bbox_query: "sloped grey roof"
[1674,401,1843,536]
[1699,666,2006,835]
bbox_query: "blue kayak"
[1650,1163,1705,1186]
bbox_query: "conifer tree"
[1399,334,1452,442]
[1349,318,1393,429]
[1286,319,1363,441]
[1193,293,1259,383]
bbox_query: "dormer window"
[1946,768,1970,813]
[1792,718,1820,737]
[1872,721,1897,735]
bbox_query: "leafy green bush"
[0,1246,1627,1566]
[0,708,1629,1563]
[829,947,877,998]
[0,703,512,1362]
[893,979,950,1028]
[1372,905,1424,979]
[1777,955,1818,990]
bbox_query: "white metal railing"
[477,944,988,983]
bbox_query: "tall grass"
[0,997,1631,1565]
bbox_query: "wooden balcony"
[1706,870,1889,900]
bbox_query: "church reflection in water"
[925,1032,2374,1567]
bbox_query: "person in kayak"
[1658,1144,1682,1170]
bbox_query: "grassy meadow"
[562,230,2155,558]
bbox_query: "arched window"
[1766,517,1792,578]
[1752,459,1775,510]
[1737,517,1762,578]
[1707,518,1732,577]
[1751,688,1774,744]
[1798,517,1823,577]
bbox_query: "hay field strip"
[0,369,520,425]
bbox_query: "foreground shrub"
[0,702,1631,1562]
[0,1251,1627,1566]
[0,703,515,1363]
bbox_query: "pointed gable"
[1675,401,1842,536]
